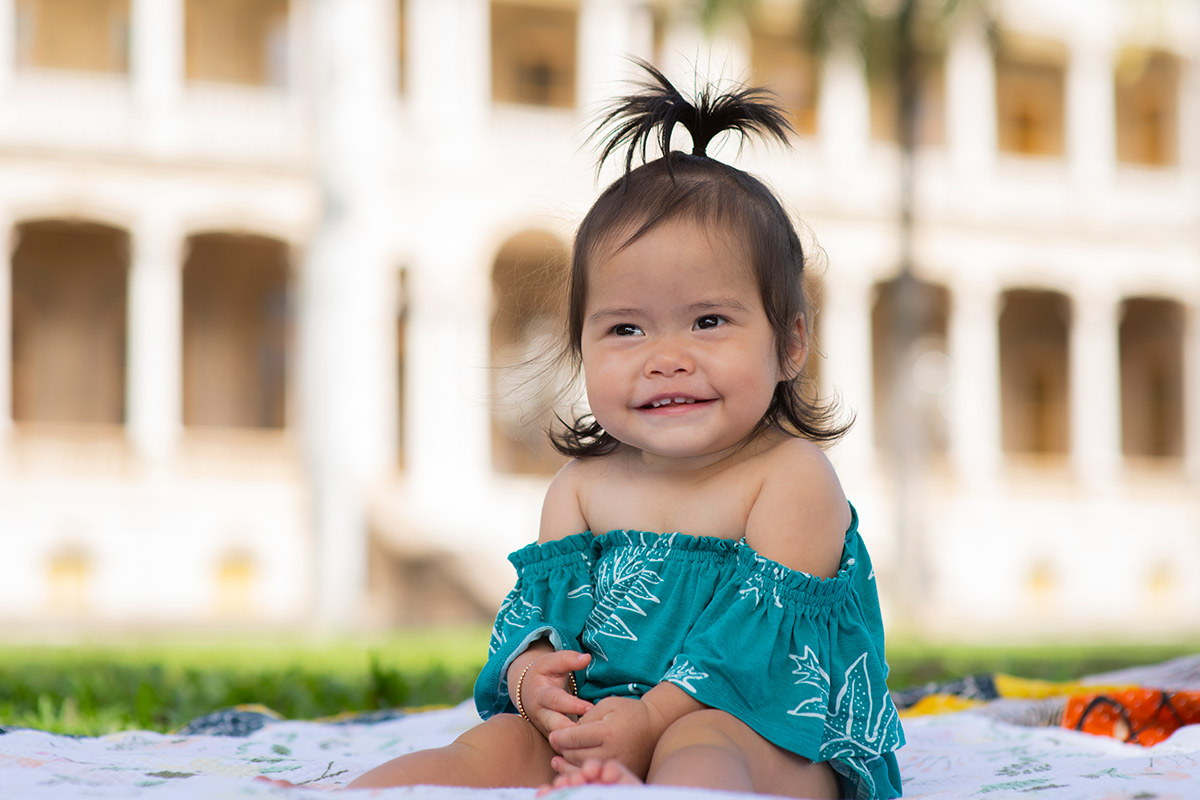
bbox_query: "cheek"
[580,350,617,410]
[736,345,785,410]
[581,341,626,383]
[583,378,622,433]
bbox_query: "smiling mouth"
[640,396,710,410]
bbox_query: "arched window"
[490,230,568,475]
[182,232,291,429]
[1115,50,1180,167]
[994,37,1066,157]
[1120,298,1184,459]
[491,0,577,108]
[750,15,818,136]
[11,220,129,426]
[999,289,1070,455]
[15,0,130,74]
[185,0,290,87]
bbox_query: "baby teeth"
[650,397,695,408]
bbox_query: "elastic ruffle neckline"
[511,506,862,609]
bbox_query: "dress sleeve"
[662,511,905,800]
[473,532,596,719]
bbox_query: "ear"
[782,315,808,380]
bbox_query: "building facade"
[0,0,1197,638]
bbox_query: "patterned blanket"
[2,656,1199,799]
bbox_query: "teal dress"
[474,505,904,800]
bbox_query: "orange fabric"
[1062,689,1200,746]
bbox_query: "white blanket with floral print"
[2,660,1199,800]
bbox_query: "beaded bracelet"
[515,664,579,723]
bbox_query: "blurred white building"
[0,0,1197,639]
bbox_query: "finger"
[548,721,607,752]
[552,746,608,768]
[538,708,578,735]
[542,686,593,717]
[574,705,607,725]
[541,649,591,677]
[532,687,591,733]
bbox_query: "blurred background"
[0,0,1198,650]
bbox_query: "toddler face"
[579,217,793,467]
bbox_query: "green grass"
[885,639,1199,688]
[0,630,1194,736]
[0,627,492,736]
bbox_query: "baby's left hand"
[547,696,663,779]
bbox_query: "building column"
[0,217,11,434]
[1065,33,1116,190]
[655,8,717,85]
[821,270,875,469]
[127,212,183,462]
[1179,52,1200,173]
[287,0,317,97]
[578,0,653,111]
[947,278,1001,486]
[129,0,184,153]
[302,0,396,627]
[1187,304,1200,483]
[405,241,492,496]
[818,41,870,174]
[1069,288,1122,487]
[945,11,996,182]
[0,0,14,93]
[406,0,489,151]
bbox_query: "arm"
[473,467,596,720]
[538,460,589,543]
[484,462,593,737]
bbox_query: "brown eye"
[612,323,643,336]
[694,315,725,330]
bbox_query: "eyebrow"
[586,307,641,326]
[690,298,750,313]
[585,298,751,327]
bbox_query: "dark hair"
[551,61,852,457]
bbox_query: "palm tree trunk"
[888,0,927,633]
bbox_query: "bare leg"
[348,714,558,789]
[647,709,838,799]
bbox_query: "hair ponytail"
[593,58,793,176]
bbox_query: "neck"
[624,428,778,477]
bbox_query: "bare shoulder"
[538,459,592,543]
[744,437,851,579]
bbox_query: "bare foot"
[537,758,642,796]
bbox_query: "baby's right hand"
[515,649,593,737]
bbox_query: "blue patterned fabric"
[474,505,904,800]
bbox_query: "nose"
[644,338,694,377]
